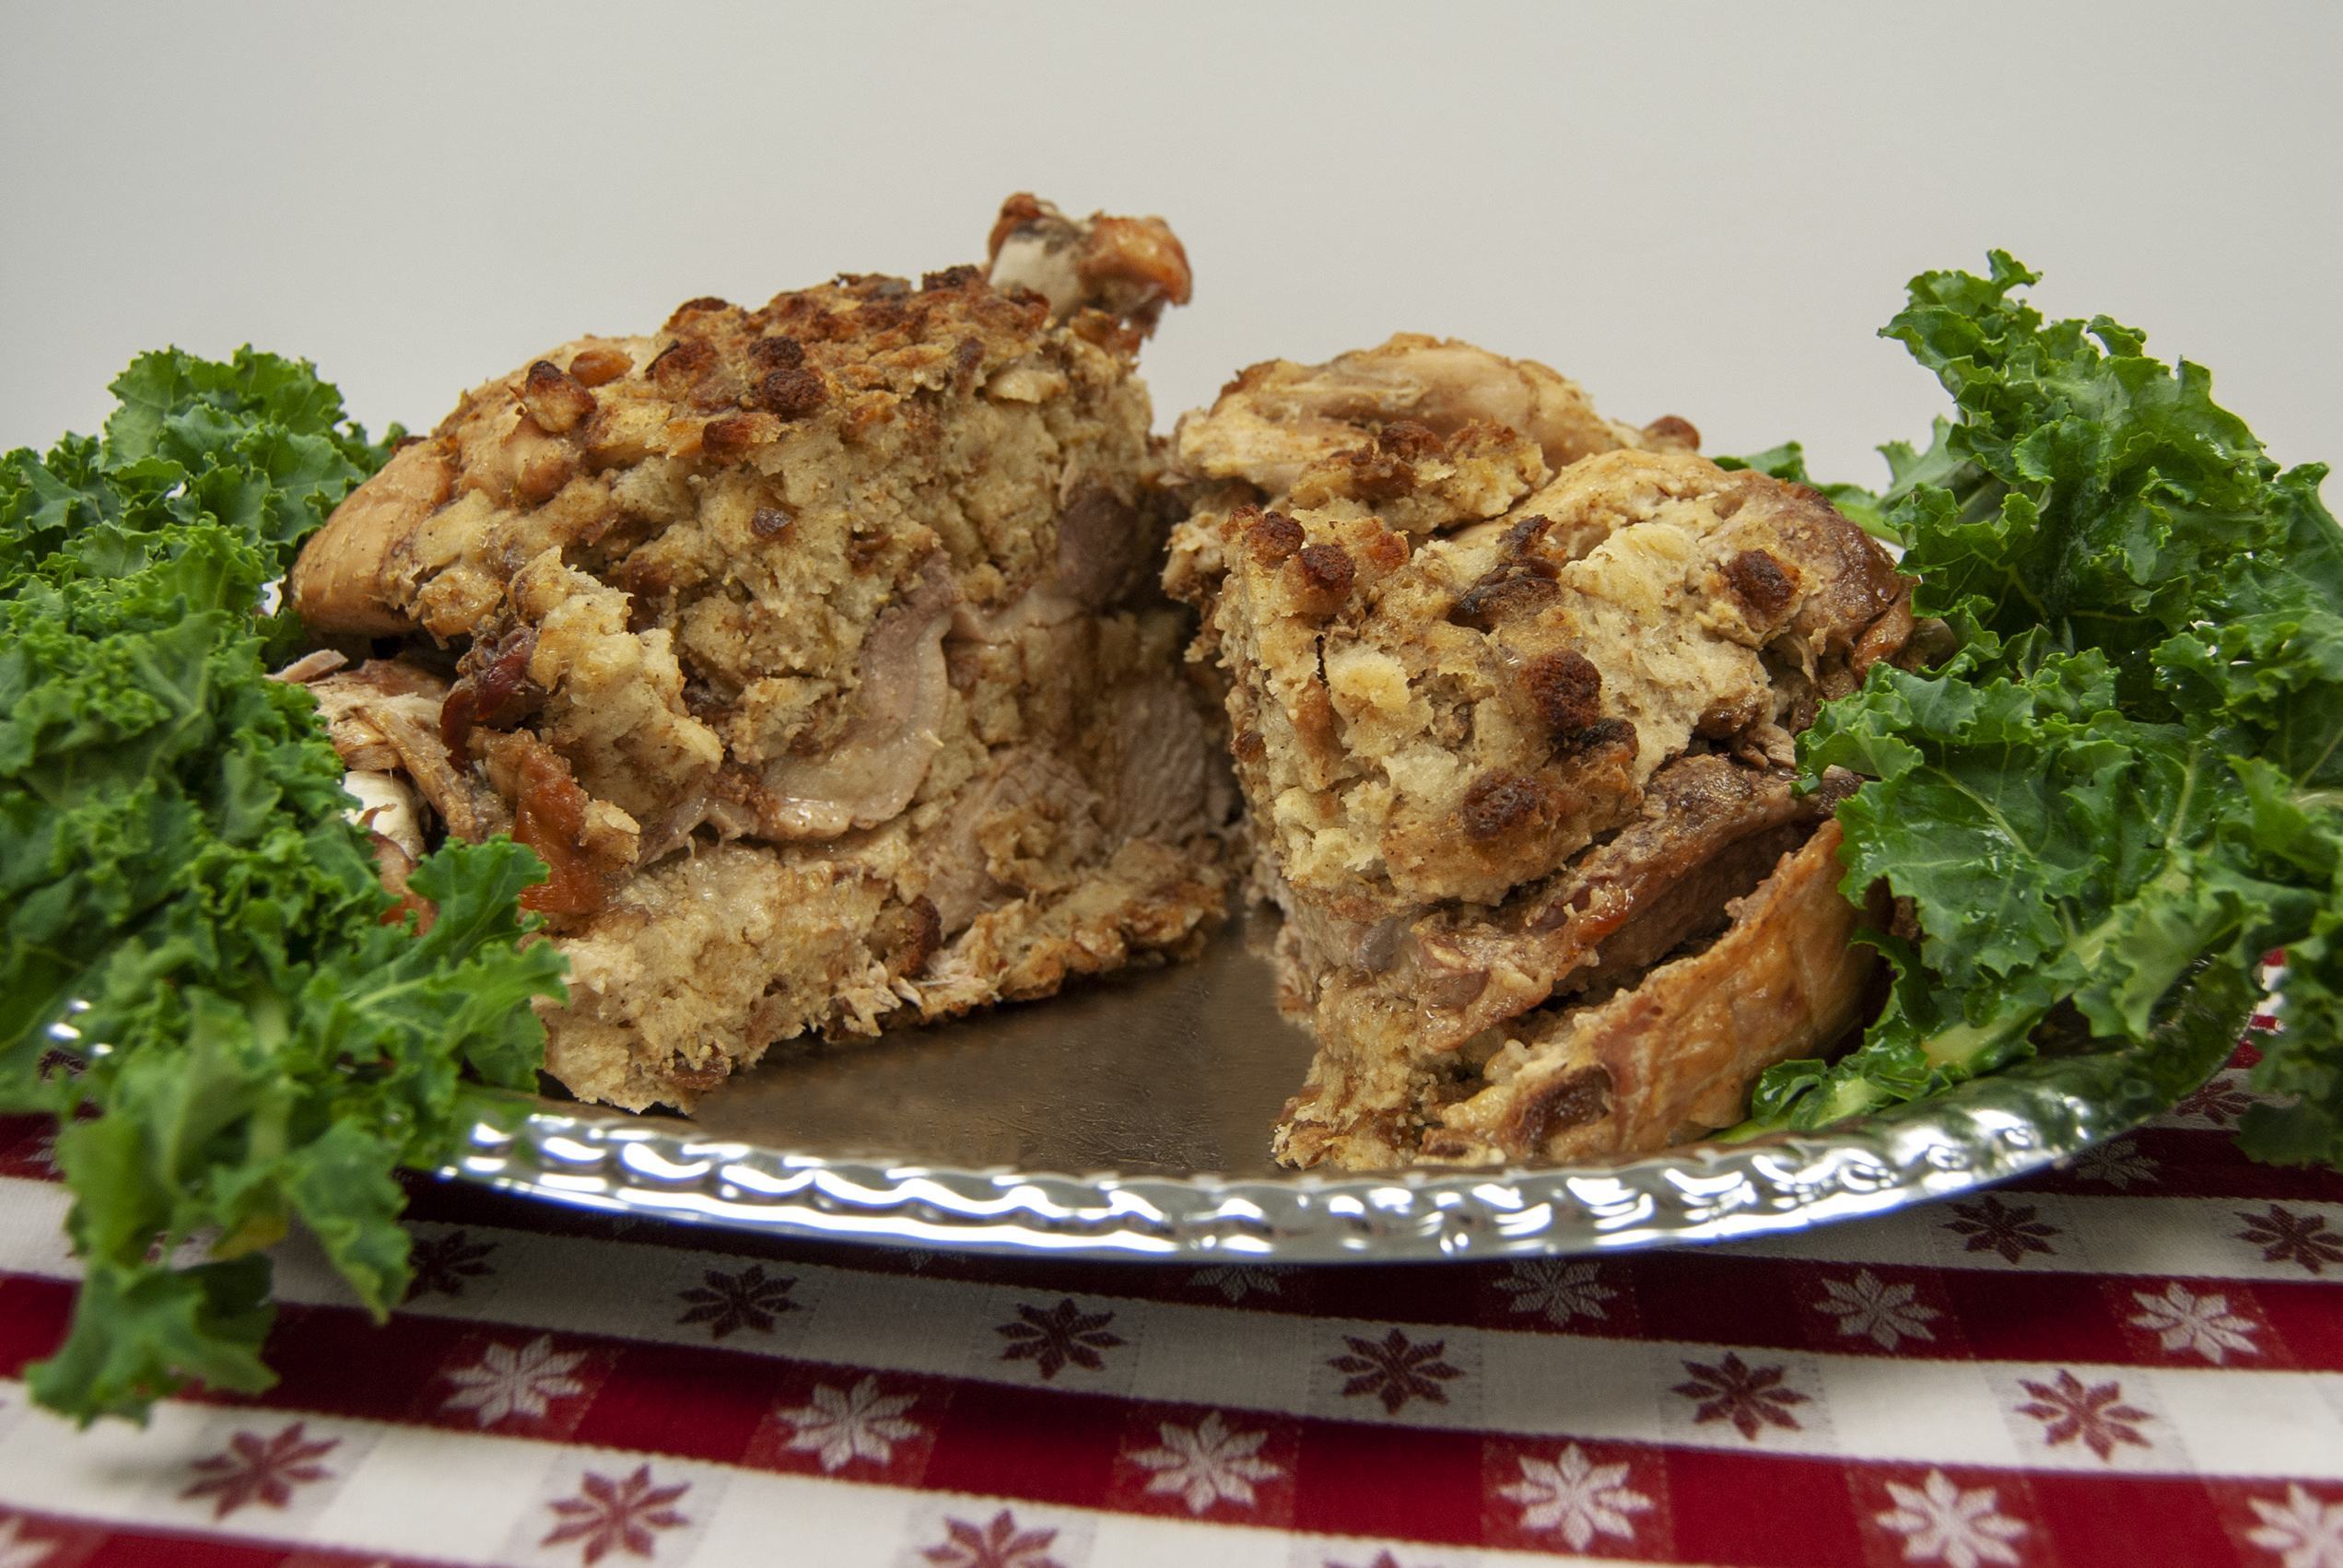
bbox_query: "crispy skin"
[1170,333,1682,505]
[291,200,1237,1111]
[1166,336,1915,1169]
[986,193,1192,340]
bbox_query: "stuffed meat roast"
[288,195,1238,1112]
[1166,337,1935,1168]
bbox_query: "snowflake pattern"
[404,1228,498,1302]
[2014,1369,2152,1461]
[674,1263,799,1339]
[1874,1469,2027,1568]
[441,1334,589,1426]
[1129,1411,1283,1514]
[541,1465,690,1563]
[2173,1075,2258,1127]
[1188,1265,1284,1303]
[1814,1269,1940,1352]
[1499,1444,1653,1550]
[1329,1328,1465,1414]
[1494,1259,1618,1328]
[2063,1137,2160,1190]
[2126,1282,2259,1363]
[997,1298,1126,1380]
[1672,1352,1810,1440]
[2236,1204,2343,1274]
[921,1508,1062,1568]
[1942,1195,2062,1264]
[181,1422,340,1518]
[2246,1484,2343,1568]
[0,1516,55,1568]
[779,1375,922,1472]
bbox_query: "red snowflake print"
[404,1228,498,1302]
[921,1507,1063,1568]
[2015,1370,2152,1461]
[0,1513,65,1567]
[1672,1352,1810,1440]
[1942,1195,2061,1264]
[542,1464,690,1563]
[2173,1076,2257,1127]
[181,1422,339,1518]
[1329,1328,1465,1415]
[2235,1204,2343,1274]
[0,1128,59,1181]
[997,1298,1125,1380]
[674,1263,799,1339]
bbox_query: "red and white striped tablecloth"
[0,1041,2336,1568]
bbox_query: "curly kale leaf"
[2,350,565,1424]
[1743,257,2343,1169]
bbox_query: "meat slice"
[285,196,1239,1112]
[763,554,958,838]
[1422,821,1879,1164]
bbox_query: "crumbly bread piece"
[1167,336,1924,1168]
[291,196,1236,1111]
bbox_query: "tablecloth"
[0,1038,2336,1568]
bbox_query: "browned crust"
[289,440,452,635]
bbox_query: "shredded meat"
[986,193,1192,336]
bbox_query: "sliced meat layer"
[1422,820,1880,1164]
[1270,755,1849,1168]
[763,554,959,839]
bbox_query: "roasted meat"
[289,195,1237,1112]
[1166,334,1927,1168]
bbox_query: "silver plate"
[443,912,2247,1261]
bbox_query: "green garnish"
[1741,253,2343,1169]
[1,349,567,1423]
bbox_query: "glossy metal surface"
[445,913,2243,1261]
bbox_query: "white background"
[6,3,2337,497]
